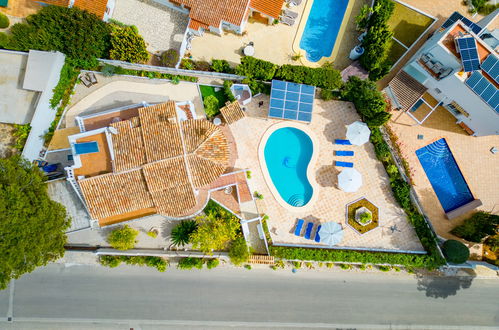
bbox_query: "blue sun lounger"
[294,219,304,236]
[335,161,354,168]
[335,150,354,156]
[314,225,322,243]
[304,222,314,239]
[335,139,352,145]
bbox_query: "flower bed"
[347,198,379,234]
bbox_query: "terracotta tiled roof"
[77,101,230,224]
[79,170,155,220]
[37,0,108,19]
[111,119,146,172]
[138,103,183,162]
[388,70,427,111]
[220,101,246,124]
[249,0,284,19]
[175,0,249,30]
[189,19,209,31]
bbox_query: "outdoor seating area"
[80,72,98,88]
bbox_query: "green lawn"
[199,85,228,108]
[387,40,408,64]
[387,2,434,48]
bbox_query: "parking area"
[112,0,189,55]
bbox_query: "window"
[446,101,469,117]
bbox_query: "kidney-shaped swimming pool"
[262,126,315,208]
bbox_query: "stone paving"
[112,0,189,55]
[387,108,499,241]
[229,95,424,252]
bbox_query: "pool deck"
[387,108,499,244]
[229,96,424,252]
[189,0,368,70]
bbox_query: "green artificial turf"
[387,2,434,48]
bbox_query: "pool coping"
[257,121,320,213]
[292,0,357,67]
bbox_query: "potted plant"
[355,207,372,226]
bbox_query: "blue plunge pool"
[74,141,99,155]
[263,127,313,207]
[415,139,474,212]
[299,0,349,62]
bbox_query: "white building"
[385,11,499,137]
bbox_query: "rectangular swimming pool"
[415,138,474,212]
[74,141,99,155]
[299,0,349,62]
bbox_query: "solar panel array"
[457,37,480,72]
[441,11,482,35]
[268,80,315,122]
[480,54,499,84]
[465,71,499,113]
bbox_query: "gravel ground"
[112,0,189,55]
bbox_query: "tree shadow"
[416,270,476,299]
[315,164,339,188]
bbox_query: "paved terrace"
[229,95,424,252]
[387,108,499,241]
[189,0,368,70]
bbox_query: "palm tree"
[170,220,198,247]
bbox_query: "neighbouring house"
[64,101,234,227]
[385,10,499,137]
[160,0,284,36]
[35,0,115,21]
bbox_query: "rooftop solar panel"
[442,12,482,35]
[268,80,316,122]
[481,54,499,83]
[465,71,499,114]
[457,37,480,72]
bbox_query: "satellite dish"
[109,127,118,134]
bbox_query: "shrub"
[107,225,139,250]
[206,258,220,269]
[293,261,302,268]
[236,56,277,80]
[471,0,499,15]
[386,164,399,178]
[275,63,343,90]
[171,220,197,247]
[374,139,391,162]
[390,179,412,210]
[305,262,314,269]
[359,211,372,225]
[355,5,372,30]
[341,76,390,127]
[229,237,250,266]
[178,257,204,270]
[147,230,158,238]
[7,6,110,68]
[253,191,263,200]
[326,262,334,268]
[99,255,122,268]
[359,264,367,270]
[0,12,9,29]
[161,49,179,67]
[211,59,234,73]
[392,266,401,272]
[223,80,236,102]
[485,236,499,252]
[100,255,167,271]
[12,124,31,151]
[378,265,391,272]
[442,240,470,264]
[190,211,240,254]
[320,89,335,101]
[274,260,285,269]
[340,263,351,270]
[244,264,252,270]
[242,78,270,95]
[194,60,211,71]
[270,246,436,268]
[451,212,499,243]
[203,94,220,118]
[180,58,195,70]
[109,25,149,64]
[0,32,9,48]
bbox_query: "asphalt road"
[1,264,498,329]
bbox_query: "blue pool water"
[299,0,349,62]
[415,139,474,212]
[264,127,313,207]
[74,141,99,155]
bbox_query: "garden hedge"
[442,240,470,264]
[0,12,9,29]
[451,211,499,243]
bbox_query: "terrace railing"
[98,59,246,81]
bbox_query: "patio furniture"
[294,219,304,236]
[289,0,302,6]
[319,222,344,246]
[346,121,371,146]
[335,139,352,145]
[79,74,92,88]
[421,53,433,63]
[304,222,314,239]
[283,9,299,19]
[280,16,296,26]
[335,150,354,156]
[338,168,362,192]
[243,45,255,56]
[87,72,98,84]
[314,225,322,243]
[335,161,354,168]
